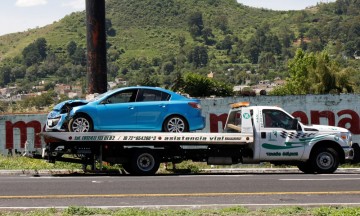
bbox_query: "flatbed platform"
[42,132,254,145]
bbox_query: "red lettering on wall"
[337,109,360,134]
[311,110,335,126]
[209,113,228,132]
[5,121,42,149]
[292,111,309,125]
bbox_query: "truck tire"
[351,143,360,164]
[310,147,339,174]
[163,115,189,132]
[130,150,160,175]
[297,161,314,174]
[121,163,133,174]
[68,115,93,132]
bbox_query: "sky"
[0,0,336,36]
[0,0,85,36]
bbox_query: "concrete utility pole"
[86,0,107,94]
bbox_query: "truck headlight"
[340,132,352,146]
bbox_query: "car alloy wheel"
[164,116,189,132]
[68,115,93,132]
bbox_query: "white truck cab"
[224,102,354,173]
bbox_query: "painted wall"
[1,94,359,155]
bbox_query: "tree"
[244,37,261,64]
[188,12,204,38]
[214,15,228,33]
[218,35,233,54]
[0,65,11,86]
[67,41,77,56]
[170,72,185,93]
[179,72,233,97]
[71,47,86,66]
[271,49,354,95]
[139,68,159,86]
[178,35,186,48]
[202,28,215,45]
[188,46,208,68]
[105,19,116,36]
[162,61,174,75]
[264,35,282,55]
[35,38,47,60]
[25,65,39,82]
[22,37,48,66]
[259,52,276,69]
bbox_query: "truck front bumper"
[343,147,354,161]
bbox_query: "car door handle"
[128,106,134,110]
[159,105,166,108]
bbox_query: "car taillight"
[188,102,201,109]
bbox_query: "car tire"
[130,149,160,176]
[68,115,94,132]
[310,147,339,174]
[163,115,189,133]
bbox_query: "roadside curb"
[0,168,359,176]
[202,168,360,174]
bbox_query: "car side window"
[106,89,138,104]
[137,89,170,102]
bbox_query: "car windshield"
[87,89,118,102]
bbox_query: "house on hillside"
[54,84,71,95]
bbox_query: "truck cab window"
[263,109,294,130]
[224,110,242,132]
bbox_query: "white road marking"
[280,178,360,181]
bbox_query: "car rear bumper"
[189,116,206,131]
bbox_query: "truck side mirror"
[291,119,300,131]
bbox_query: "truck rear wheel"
[310,147,339,174]
[121,163,132,174]
[130,150,160,175]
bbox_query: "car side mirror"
[100,99,110,104]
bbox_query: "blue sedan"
[46,86,205,132]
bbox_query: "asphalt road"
[0,172,360,209]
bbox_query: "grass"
[0,206,360,215]
[0,155,82,170]
[0,154,358,172]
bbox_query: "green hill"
[0,0,359,94]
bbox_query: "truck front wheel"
[310,147,339,174]
[130,150,160,175]
[297,161,314,174]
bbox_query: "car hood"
[53,99,88,110]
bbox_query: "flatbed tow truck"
[38,102,354,175]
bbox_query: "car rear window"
[138,89,170,102]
